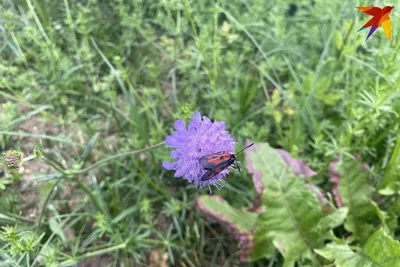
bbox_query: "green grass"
[1,0,400,266]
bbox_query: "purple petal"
[174,166,187,177]
[163,162,177,170]
[174,120,186,131]
[275,149,317,177]
[165,136,181,147]
[202,116,211,124]
[193,111,201,122]
[170,150,181,158]
[188,111,202,131]
[163,111,234,189]
[215,121,226,131]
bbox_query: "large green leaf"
[336,155,379,243]
[195,195,258,262]
[316,228,400,267]
[247,143,327,266]
[364,228,400,266]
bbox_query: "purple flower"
[163,111,236,189]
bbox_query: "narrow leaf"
[49,218,66,243]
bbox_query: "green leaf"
[316,228,400,267]
[80,133,100,164]
[195,195,257,262]
[49,218,66,243]
[364,228,400,266]
[335,29,344,50]
[316,207,348,235]
[381,136,400,190]
[336,155,378,243]
[315,244,376,267]
[247,143,325,265]
[195,195,257,231]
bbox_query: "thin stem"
[22,155,37,162]
[71,141,165,175]
[36,176,63,231]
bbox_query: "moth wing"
[201,167,226,181]
[201,170,216,181]
[199,153,224,170]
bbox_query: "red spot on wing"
[207,156,217,163]
[206,155,223,165]
[222,154,231,161]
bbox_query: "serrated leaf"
[195,195,257,262]
[49,218,66,243]
[317,228,400,267]
[247,143,325,265]
[335,155,379,243]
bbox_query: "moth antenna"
[235,143,254,156]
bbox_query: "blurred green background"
[0,0,400,266]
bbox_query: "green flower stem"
[22,155,37,162]
[70,141,166,175]
[60,241,128,265]
[36,141,167,232]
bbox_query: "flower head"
[1,150,23,171]
[163,111,235,189]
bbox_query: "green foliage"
[196,195,257,232]
[250,143,325,265]
[336,156,380,243]
[0,225,42,258]
[1,0,400,265]
[316,228,400,267]
[196,143,400,266]
[197,143,349,266]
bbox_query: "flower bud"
[1,150,23,171]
